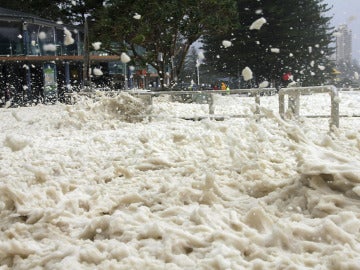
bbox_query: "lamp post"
[157,52,164,88]
[196,59,200,86]
[124,62,128,90]
[82,16,90,88]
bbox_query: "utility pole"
[124,62,127,90]
[196,59,200,86]
[82,16,90,89]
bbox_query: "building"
[0,7,164,107]
[335,24,352,65]
[0,7,120,106]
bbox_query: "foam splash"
[0,92,359,268]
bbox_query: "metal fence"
[278,85,339,130]
[65,88,276,115]
[64,85,358,131]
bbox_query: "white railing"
[338,87,360,91]
[65,88,277,116]
[65,86,344,131]
[278,85,339,129]
[131,88,277,115]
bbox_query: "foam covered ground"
[0,91,359,269]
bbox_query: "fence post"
[209,94,215,115]
[330,86,339,129]
[279,91,285,118]
[288,92,300,117]
[255,90,261,115]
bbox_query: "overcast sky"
[325,0,360,61]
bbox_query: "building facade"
[335,24,352,65]
[0,7,120,106]
[0,7,164,107]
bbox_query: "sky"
[325,0,360,61]
[0,91,360,268]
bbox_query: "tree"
[202,0,335,87]
[91,0,238,89]
[58,0,101,25]
[0,0,99,25]
[179,46,198,84]
[335,59,360,87]
[0,0,64,21]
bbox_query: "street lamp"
[124,62,127,90]
[196,59,200,86]
[82,16,90,88]
[196,51,204,87]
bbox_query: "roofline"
[0,7,81,31]
[0,55,121,62]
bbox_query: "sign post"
[43,63,57,101]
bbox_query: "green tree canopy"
[202,0,335,87]
[0,0,64,21]
[91,0,238,88]
[179,46,198,84]
[0,0,100,24]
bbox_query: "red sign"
[136,69,147,75]
[282,73,292,81]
